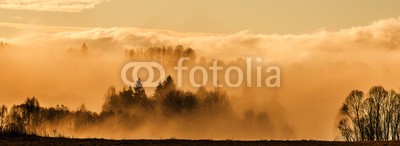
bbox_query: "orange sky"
[1,0,400,34]
[1,0,400,140]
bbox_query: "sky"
[1,0,400,34]
[1,0,400,141]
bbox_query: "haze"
[1,0,400,140]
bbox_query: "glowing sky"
[1,0,400,140]
[1,0,400,34]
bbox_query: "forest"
[0,75,274,139]
[0,45,280,139]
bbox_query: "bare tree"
[338,86,400,141]
[0,105,7,131]
[340,90,364,141]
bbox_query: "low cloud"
[1,17,400,140]
[7,17,400,62]
[0,0,110,12]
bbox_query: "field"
[0,136,399,146]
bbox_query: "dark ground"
[0,136,399,145]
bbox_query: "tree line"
[0,75,266,137]
[338,86,400,141]
[0,45,281,138]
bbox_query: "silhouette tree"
[338,86,400,141]
[133,79,146,99]
[154,75,176,101]
[3,97,41,135]
[0,105,7,131]
[6,106,26,135]
[73,104,98,131]
[162,90,198,117]
[20,97,41,134]
[0,76,269,138]
[42,104,70,126]
[154,82,164,100]
[340,90,364,141]
[195,86,208,99]
[102,86,120,113]
[81,43,88,56]
[163,76,176,92]
[201,87,231,117]
[132,78,154,111]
